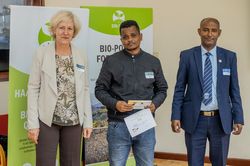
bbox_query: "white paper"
[128,100,152,110]
[124,109,156,137]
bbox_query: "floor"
[87,158,232,166]
[87,157,214,166]
[154,158,212,166]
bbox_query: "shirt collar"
[123,49,143,58]
[201,45,217,57]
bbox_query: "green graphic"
[112,10,125,24]
[8,66,35,166]
[81,7,153,35]
[38,22,53,45]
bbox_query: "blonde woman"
[27,10,92,166]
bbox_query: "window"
[0,0,44,80]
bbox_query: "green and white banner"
[8,5,152,166]
[8,6,89,166]
[81,6,153,165]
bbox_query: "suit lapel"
[194,47,203,87]
[41,44,57,95]
[216,47,224,89]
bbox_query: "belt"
[200,110,219,117]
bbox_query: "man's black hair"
[119,20,140,34]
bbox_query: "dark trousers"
[185,115,230,166]
[36,121,82,166]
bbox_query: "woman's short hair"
[49,10,81,39]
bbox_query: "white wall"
[45,0,250,159]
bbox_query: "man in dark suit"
[171,17,244,166]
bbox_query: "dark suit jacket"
[171,46,244,134]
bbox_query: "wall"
[0,81,8,115]
[44,0,250,159]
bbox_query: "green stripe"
[81,6,152,35]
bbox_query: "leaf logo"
[112,10,125,23]
[38,22,53,45]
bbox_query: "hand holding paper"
[145,103,156,112]
[128,100,152,110]
[116,101,134,112]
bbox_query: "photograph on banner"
[81,6,153,165]
[8,5,89,166]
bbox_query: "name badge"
[76,64,85,72]
[145,72,154,79]
[222,68,230,76]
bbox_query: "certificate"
[124,109,156,137]
[128,100,152,110]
